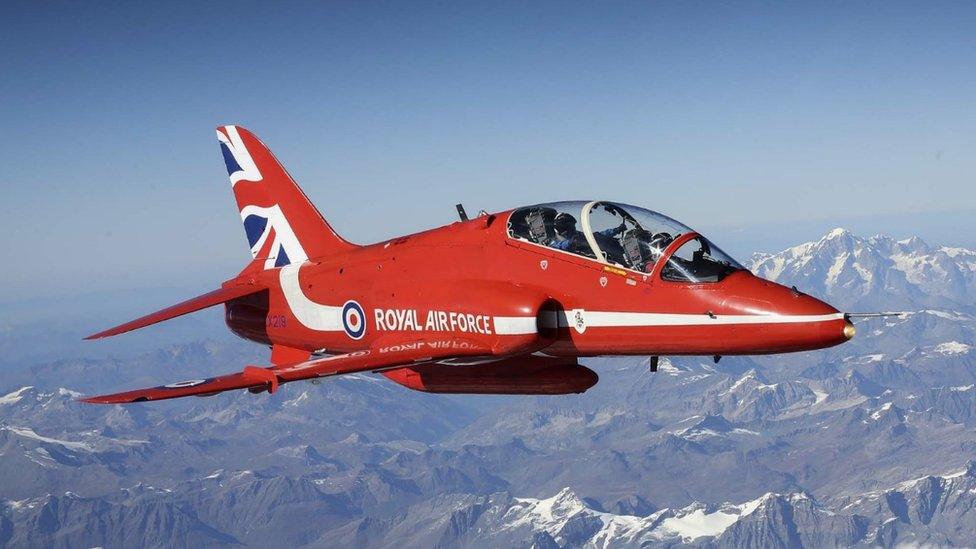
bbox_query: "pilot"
[624,230,674,272]
[648,232,674,258]
[551,213,626,261]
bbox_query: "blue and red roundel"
[342,301,366,340]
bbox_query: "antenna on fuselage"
[455,203,469,221]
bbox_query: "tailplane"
[85,284,265,340]
[216,125,355,269]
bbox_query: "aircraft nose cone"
[843,320,856,340]
[719,272,851,352]
[721,272,839,316]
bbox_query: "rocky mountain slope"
[0,229,973,547]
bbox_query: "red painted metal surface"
[81,125,853,404]
[382,356,598,395]
[85,284,265,340]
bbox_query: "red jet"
[82,126,856,404]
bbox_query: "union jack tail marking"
[216,125,356,269]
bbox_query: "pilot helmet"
[553,212,577,235]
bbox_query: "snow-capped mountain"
[494,487,811,546]
[440,464,976,547]
[750,228,976,312]
[1,228,975,547]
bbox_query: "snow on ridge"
[284,391,310,406]
[869,402,894,421]
[893,466,974,491]
[752,229,976,303]
[3,496,45,512]
[943,468,972,480]
[895,236,933,253]
[0,386,86,405]
[659,506,738,540]
[932,341,972,356]
[826,252,850,287]
[657,357,681,376]
[719,370,778,397]
[842,465,975,512]
[823,227,852,240]
[940,246,976,258]
[512,487,590,523]
[674,428,719,441]
[506,487,648,544]
[916,310,972,321]
[852,262,874,283]
[853,354,885,364]
[0,426,149,452]
[503,488,807,545]
[656,493,785,542]
[724,370,758,393]
[750,240,818,280]
[0,386,35,405]
[1,426,91,451]
[343,373,383,383]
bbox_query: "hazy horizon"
[2,2,974,300]
[1,209,973,305]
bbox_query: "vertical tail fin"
[216,125,355,269]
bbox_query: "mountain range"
[0,228,974,547]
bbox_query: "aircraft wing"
[80,339,490,404]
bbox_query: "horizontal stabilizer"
[85,285,265,340]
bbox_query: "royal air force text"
[373,309,493,335]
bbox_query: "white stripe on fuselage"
[495,311,845,335]
[279,264,343,331]
[555,311,845,328]
[492,316,539,335]
[278,265,842,336]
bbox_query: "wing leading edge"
[80,339,490,404]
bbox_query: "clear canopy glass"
[660,236,744,283]
[507,200,744,281]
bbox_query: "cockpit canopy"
[507,201,744,283]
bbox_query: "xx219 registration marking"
[266,314,287,328]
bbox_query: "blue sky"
[1,1,974,300]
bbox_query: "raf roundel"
[342,300,366,340]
